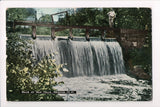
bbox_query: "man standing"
[107,10,116,28]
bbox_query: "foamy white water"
[54,74,152,101]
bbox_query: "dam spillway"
[31,37,125,77]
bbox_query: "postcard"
[0,0,160,107]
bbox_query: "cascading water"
[32,37,125,77]
[27,36,151,101]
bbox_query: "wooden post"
[68,28,73,40]
[31,26,36,39]
[101,30,105,41]
[86,29,90,41]
[51,15,54,24]
[108,29,114,38]
[51,27,56,40]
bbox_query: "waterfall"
[32,37,125,77]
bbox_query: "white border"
[0,0,160,107]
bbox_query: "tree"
[6,8,36,33]
[39,14,52,22]
[7,33,65,101]
[6,8,35,21]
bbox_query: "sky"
[35,8,70,21]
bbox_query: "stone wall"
[117,29,148,49]
[115,29,151,80]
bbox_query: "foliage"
[56,8,151,36]
[6,8,53,35]
[6,8,35,21]
[114,8,151,30]
[6,8,35,33]
[7,33,65,101]
[36,27,51,35]
[128,47,152,74]
[39,14,52,22]
[56,8,151,30]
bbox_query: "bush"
[7,33,65,101]
[127,47,152,76]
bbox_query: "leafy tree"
[39,14,52,22]
[6,8,35,21]
[6,8,35,33]
[7,33,65,101]
[114,8,151,30]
